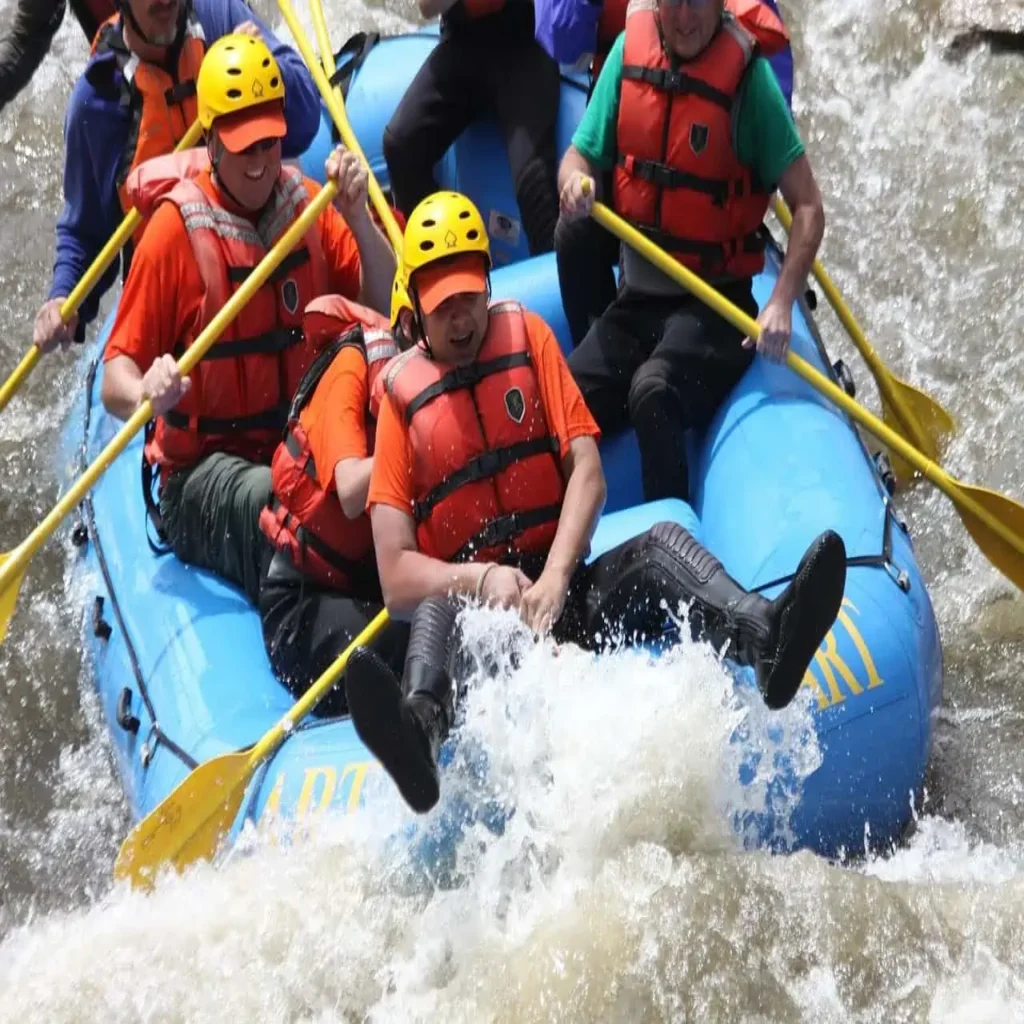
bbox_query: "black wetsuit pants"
[566,283,759,503]
[381,20,560,255]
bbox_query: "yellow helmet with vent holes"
[401,191,491,280]
[196,33,285,130]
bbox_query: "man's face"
[419,290,490,366]
[210,133,282,211]
[658,0,723,61]
[126,0,183,46]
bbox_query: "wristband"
[475,563,497,602]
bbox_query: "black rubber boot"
[641,523,847,709]
[345,598,459,813]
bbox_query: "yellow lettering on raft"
[801,598,885,711]
[296,765,337,819]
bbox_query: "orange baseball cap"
[215,99,287,154]
[413,253,488,314]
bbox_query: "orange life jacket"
[383,301,565,564]
[613,0,789,281]
[91,10,205,223]
[259,297,400,592]
[123,151,331,476]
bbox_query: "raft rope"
[76,355,198,771]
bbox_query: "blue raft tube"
[62,28,941,876]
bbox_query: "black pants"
[259,549,410,718]
[159,453,271,604]
[382,30,560,255]
[567,284,759,502]
[554,177,620,346]
[406,521,728,694]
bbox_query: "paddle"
[589,198,1024,593]
[0,179,340,647]
[0,120,204,415]
[277,0,405,257]
[770,195,956,484]
[114,607,390,887]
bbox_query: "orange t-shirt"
[299,344,370,491]
[368,309,599,516]
[103,172,363,370]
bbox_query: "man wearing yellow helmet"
[343,190,847,814]
[99,35,397,603]
[33,0,320,355]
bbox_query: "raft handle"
[116,688,140,736]
[92,596,112,641]
[873,451,897,496]
[832,359,856,399]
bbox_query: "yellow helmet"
[196,34,285,130]
[390,273,413,330]
[401,191,491,281]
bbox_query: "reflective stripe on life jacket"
[384,301,565,564]
[91,8,205,222]
[123,153,332,475]
[613,0,789,280]
[258,297,400,592]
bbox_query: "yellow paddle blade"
[951,482,1024,593]
[113,749,252,890]
[881,381,957,486]
[0,552,26,645]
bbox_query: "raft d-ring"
[884,562,911,593]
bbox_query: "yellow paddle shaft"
[0,180,338,598]
[278,0,405,258]
[245,606,390,771]
[0,120,204,415]
[591,200,1024,562]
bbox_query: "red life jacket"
[91,10,205,224]
[123,151,331,475]
[259,297,400,592]
[594,0,628,79]
[613,0,789,281]
[383,301,565,564]
[461,0,506,17]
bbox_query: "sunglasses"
[661,0,717,8]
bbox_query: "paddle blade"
[113,750,252,889]
[954,482,1024,593]
[882,380,957,485]
[0,552,26,646]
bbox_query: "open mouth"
[244,167,268,182]
[450,331,474,349]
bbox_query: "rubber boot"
[646,523,847,709]
[345,598,458,813]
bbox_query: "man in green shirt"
[558,0,824,505]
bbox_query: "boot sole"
[762,531,847,709]
[345,648,441,814]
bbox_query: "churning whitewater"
[0,0,1023,1019]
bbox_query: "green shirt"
[572,32,803,189]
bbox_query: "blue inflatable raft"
[65,29,941,867]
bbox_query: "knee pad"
[627,363,674,421]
